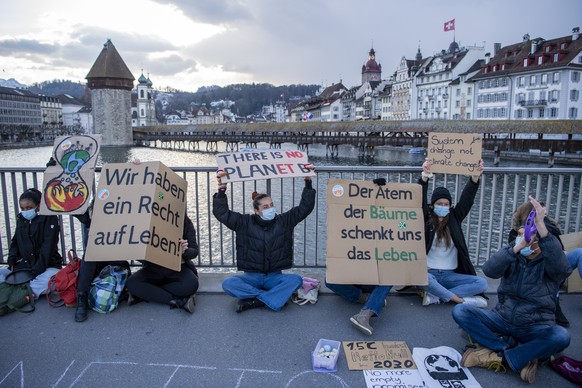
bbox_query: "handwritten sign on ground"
[326,179,427,285]
[85,161,187,271]
[40,135,101,215]
[342,341,416,370]
[427,132,482,175]
[363,369,425,388]
[216,150,315,182]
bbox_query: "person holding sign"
[453,196,571,384]
[4,188,62,298]
[213,167,316,313]
[325,177,392,336]
[125,214,199,313]
[418,158,488,308]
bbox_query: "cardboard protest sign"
[342,341,416,370]
[326,179,427,286]
[427,132,482,175]
[85,161,187,271]
[40,135,101,215]
[363,369,425,388]
[216,149,315,183]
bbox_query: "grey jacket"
[484,234,571,326]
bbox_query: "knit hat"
[431,187,452,205]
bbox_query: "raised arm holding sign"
[417,158,488,308]
[212,164,316,313]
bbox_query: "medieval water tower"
[86,39,135,146]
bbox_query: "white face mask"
[434,205,450,217]
[21,208,37,220]
[260,207,277,221]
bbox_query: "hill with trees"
[23,80,321,117]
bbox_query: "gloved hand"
[216,169,227,191]
[373,177,386,186]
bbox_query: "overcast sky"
[1,0,580,92]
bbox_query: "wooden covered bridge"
[132,120,581,157]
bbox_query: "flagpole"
[454,17,456,41]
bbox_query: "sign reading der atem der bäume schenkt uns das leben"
[326,179,427,286]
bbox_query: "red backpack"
[47,250,81,307]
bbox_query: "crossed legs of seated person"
[419,269,488,308]
[452,303,570,384]
[222,271,302,313]
[126,263,199,314]
[325,282,391,336]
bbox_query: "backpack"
[0,282,35,316]
[47,250,81,307]
[88,265,129,314]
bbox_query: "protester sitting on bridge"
[2,188,62,298]
[507,199,582,328]
[417,158,488,308]
[125,213,199,314]
[325,177,392,336]
[453,196,571,384]
[213,166,315,313]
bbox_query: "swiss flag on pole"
[444,19,455,32]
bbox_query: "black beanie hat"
[431,187,452,205]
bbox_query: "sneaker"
[422,292,441,306]
[462,296,488,308]
[461,346,505,372]
[236,298,265,313]
[520,360,537,384]
[350,311,373,336]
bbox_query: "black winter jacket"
[8,213,62,276]
[420,177,479,276]
[213,184,316,274]
[484,234,571,326]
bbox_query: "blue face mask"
[515,236,533,256]
[21,208,37,221]
[434,205,450,217]
[260,207,277,221]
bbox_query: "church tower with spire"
[361,48,382,83]
[86,39,135,146]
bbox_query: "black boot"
[555,300,570,328]
[169,295,196,314]
[236,298,265,313]
[75,293,88,323]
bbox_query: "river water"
[0,142,561,168]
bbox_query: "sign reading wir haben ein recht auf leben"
[216,149,315,183]
[326,179,427,286]
[85,161,187,271]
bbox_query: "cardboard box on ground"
[85,161,187,271]
[326,179,428,286]
[563,231,582,292]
